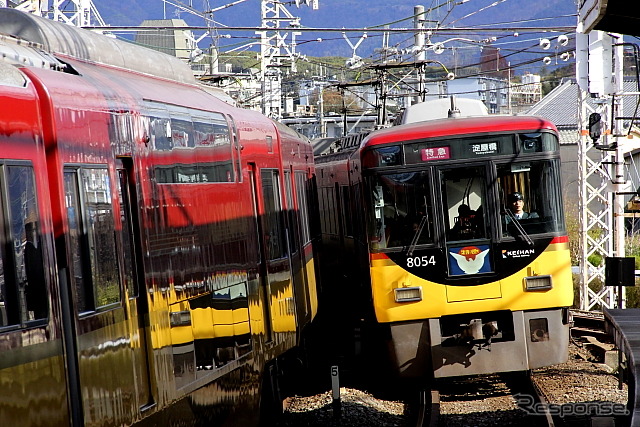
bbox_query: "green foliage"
[539,64,574,96]
[625,237,640,308]
[566,201,640,308]
[564,201,580,266]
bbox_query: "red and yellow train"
[0,9,317,426]
[315,100,573,392]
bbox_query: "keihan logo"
[449,246,490,274]
[502,248,535,259]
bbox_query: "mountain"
[93,0,578,74]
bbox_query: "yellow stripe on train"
[370,246,573,323]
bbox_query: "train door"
[62,165,139,424]
[439,165,493,278]
[251,165,296,342]
[249,165,273,342]
[284,169,310,335]
[261,168,296,337]
[116,158,154,410]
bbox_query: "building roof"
[524,78,640,145]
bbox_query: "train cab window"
[64,168,121,312]
[498,160,564,237]
[0,165,48,327]
[442,167,488,242]
[367,171,433,250]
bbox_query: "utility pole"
[318,86,326,138]
[414,5,426,61]
[414,5,426,106]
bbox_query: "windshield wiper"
[505,209,534,246]
[407,215,428,256]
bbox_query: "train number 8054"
[406,255,436,268]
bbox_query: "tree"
[309,87,360,114]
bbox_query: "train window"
[261,169,287,260]
[519,132,559,153]
[363,145,402,168]
[226,115,242,183]
[284,171,299,251]
[295,172,312,245]
[341,185,354,237]
[319,186,339,236]
[153,113,235,184]
[65,172,91,312]
[150,116,172,151]
[498,159,565,237]
[171,119,194,148]
[442,167,488,242]
[64,167,121,312]
[117,170,137,298]
[0,165,48,327]
[367,171,434,250]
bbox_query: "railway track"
[571,309,608,339]
[424,371,555,427]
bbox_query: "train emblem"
[448,245,492,275]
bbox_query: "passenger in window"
[506,192,538,221]
[449,204,478,240]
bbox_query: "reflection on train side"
[169,282,250,388]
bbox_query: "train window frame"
[340,185,354,238]
[365,169,435,251]
[497,158,566,238]
[440,165,489,244]
[284,170,299,251]
[148,110,236,184]
[294,171,312,245]
[226,114,243,183]
[64,165,122,314]
[260,168,288,261]
[0,162,49,330]
[116,168,138,299]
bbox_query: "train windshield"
[366,158,564,251]
[368,171,433,249]
[498,159,564,237]
[442,166,488,243]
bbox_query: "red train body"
[0,9,317,426]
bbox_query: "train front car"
[317,114,573,389]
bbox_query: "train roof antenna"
[448,96,461,118]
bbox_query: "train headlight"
[394,286,422,302]
[524,275,552,291]
[170,310,192,327]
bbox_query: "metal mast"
[257,0,317,118]
[576,26,626,310]
[15,0,106,26]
